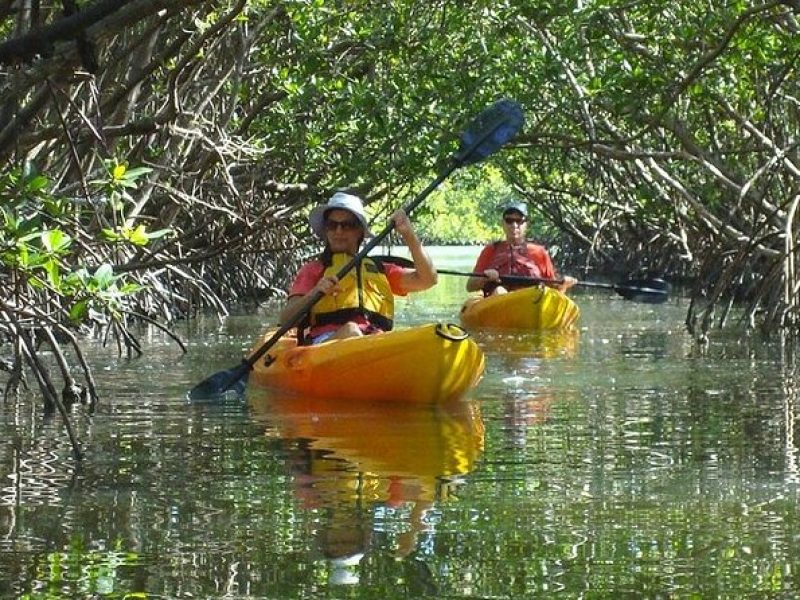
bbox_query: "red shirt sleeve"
[383,262,409,297]
[472,245,495,273]
[288,260,324,296]
[529,245,556,279]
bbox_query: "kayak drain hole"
[435,323,470,341]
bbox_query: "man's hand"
[484,268,501,282]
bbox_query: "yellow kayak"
[460,285,580,330]
[247,323,485,403]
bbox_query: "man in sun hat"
[279,192,437,344]
[466,199,576,296]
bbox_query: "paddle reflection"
[248,393,484,582]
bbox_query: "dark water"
[2,247,800,598]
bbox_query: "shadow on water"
[247,389,484,590]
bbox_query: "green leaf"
[18,231,41,243]
[41,229,71,254]
[128,225,149,246]
[2,207,18,231]
[42,258,61,289]
[119,282,143,294]
[26,174,49,193]
[17,244,29,267]
[121,166,153,182]
[101,228,122,242]
[64,267,89,287]
[145,228,173,240]
[27,274,45,289]
[69,299,88,322]
[94,264,115,289]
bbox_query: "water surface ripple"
[2,247,799,598]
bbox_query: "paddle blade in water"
[187,363,249,401]
[455,99,525,166]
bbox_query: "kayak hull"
[247,323,485,403]
[460,285,580,330]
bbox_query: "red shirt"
[473,241,556,279]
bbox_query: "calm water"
[2,247,800,598]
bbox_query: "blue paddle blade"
[187,363,249,401]
[614,278,670,304]
[455,99,525,166]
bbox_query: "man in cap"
[466,200,576,296]
[279,192,437,343]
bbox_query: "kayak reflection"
[249,393,485,498]
[475,328,579,362]
[248,392,485,582]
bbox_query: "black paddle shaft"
[372,257,670,304]
[435,269,669,302]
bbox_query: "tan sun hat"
[309,192,374,239]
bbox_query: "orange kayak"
[460,285,580,330]
[247,323,485,403]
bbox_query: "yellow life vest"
[310,254,394,331]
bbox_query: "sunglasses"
[324,218,362,232]
[503,216,526,225]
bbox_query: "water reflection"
[474,329,579,361]
[497,390,556,451]
[8,249,800,596]
[248,392,484,586]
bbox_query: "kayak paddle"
[373,255,670,304]
[188,99,525,400]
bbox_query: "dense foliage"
[1,0,800,421]
[411,169,514,244]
